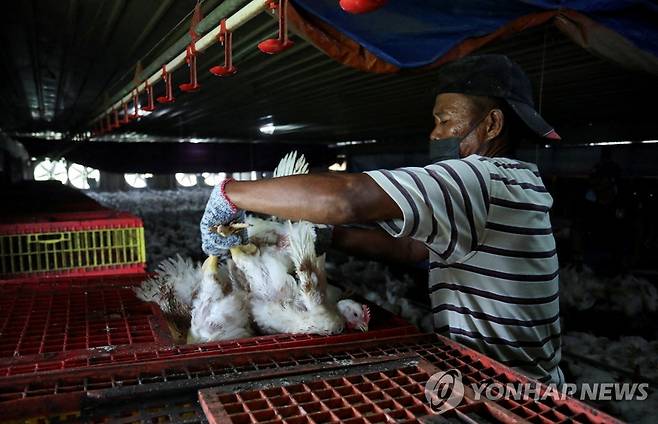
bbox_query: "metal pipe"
[92,0,270,125]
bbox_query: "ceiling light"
[329,161,347,171]
[259,123,275,135]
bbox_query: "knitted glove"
[200,179,246,256]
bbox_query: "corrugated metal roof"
[1,1,657,149]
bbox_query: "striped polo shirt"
[365,155,563,384]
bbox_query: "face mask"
[429,136,461,162]
[428,111,490,164]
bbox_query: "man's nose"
[429,125,443,141]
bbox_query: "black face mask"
[428,136,461,163]
[427,112,489,164]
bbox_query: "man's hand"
[200,180,246,256]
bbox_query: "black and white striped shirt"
[365,155,563,384]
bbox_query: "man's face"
[429,93,488,158]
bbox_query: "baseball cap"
[434,54,560,140]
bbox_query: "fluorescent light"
[333,139,377,147]
[583,139,658,146]
[329,161,347,171]
[586,141,632,146]
[259,123,275,135]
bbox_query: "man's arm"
[332,226,429,264]
[225,173,402,225]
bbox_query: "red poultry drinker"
[179,44,201,92]
[156,65,175,104]
[210,19,237,77]
[141,80,156,111]
[258,0,294,54]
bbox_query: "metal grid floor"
[0,275,172,369]
[0,334,622,423]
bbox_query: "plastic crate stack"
[0,210,147,280]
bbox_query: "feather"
[286,220,326,309]
[187,256,254,343]
[135,255,200,310]
[134,255,201,343]
[273,150,309,178]
[226,152,372,336]
[245,215,288,247]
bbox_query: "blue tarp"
[292,0,658,68]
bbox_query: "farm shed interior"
[1,0,657,423]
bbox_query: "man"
[200,54,563,384]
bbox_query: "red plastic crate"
[0,274,173,366]
[0,297,418,377]
[0,210,146,280]
[0,334,622,423]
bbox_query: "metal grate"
[199,366,436,423]
[83,393,208,424]
[0,334,621,423]
[0,276,171,363]
[197,359,618,424]
[0,295,416,377]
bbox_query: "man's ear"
[485,108,505,142]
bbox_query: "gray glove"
[200,179,246,256]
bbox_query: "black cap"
[434,54,560,140]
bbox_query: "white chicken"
[228,151,372,335]
[137,151,371,341]
[134,254,254,344]
[230,222,340,335]
[134,255,200,343]
[187,255,254,343]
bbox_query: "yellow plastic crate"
[0,211,146,280]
